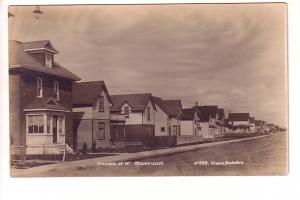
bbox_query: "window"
[45,54,52,67]
[161,127,165,132]
[124,106,130,118]
[28,115,44,134]
[53,81,59,100]
[37,78,43,97]
[147,106,150,121]
[98,122,105,140]
[173,125,178,135]
[58,115,64,134]
[47,115,52,133]
[98,96,104,112]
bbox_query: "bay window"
[27,115,44,134]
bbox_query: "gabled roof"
[110,93,156,112]
[24,97,70,112]
[180,108,198,121]
[195,105,219,122]
[9,40,81,81]
[152,96,182,117]
[72,81,112,107]
[23,40,59,54]
[228,113,250,121]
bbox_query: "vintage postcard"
[8,3,288,177]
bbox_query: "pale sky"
[8,4,288,127]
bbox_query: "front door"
[53,115,58,143]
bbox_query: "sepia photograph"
[8,3,288,177]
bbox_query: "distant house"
[255,120,266,133]
[152,96,182,137]
[194,105,224,139]
[9,40,81,156]
[180,107,201,136]
[227,113,251,133]
[249,117,255,133]
[217,108,226,134]
[72,81,114,151]
[110,93,156,145]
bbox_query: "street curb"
[11,133,279,177]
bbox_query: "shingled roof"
[72,81,112,107]
[9,40,80,81]
[152,96,182,117]
[228,113,250,121]
[180,108,199,121]
[23,40,59,53]
[110,93,156,112]
[24,97,71,112]
[195,105,219,122]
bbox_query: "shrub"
[81,143,88,155]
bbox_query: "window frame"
[53,80,60,100]
[160,127,165,132]
[97,121,105,140]
[45,53,52,68]
[26,114,45,134]
[98,96,104,112]
[147,106,151,121]
[36,78,43,98]
[124,106,130,118]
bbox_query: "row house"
[72,81,113,151]
[9,40,81,156]
[110,93,156,145]
[227,113,251,133]
[255,120,266,133]
[152,96,182,137]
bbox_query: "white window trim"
[53,80,60,100]
[37,78,43,98]
[45,53,52,68]
[26,113,65,136]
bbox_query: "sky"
[8,4,288,127]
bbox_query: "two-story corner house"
[152,96,182,137]
[72,81,113,151]
[9,40,81,157]
[227,113,251,133]
[110,93,156,144]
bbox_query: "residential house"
[72,81,114,151]
[255,120,266,133]
[180,107,201,136]
[9,40,81,156]
[152,96,182,137]
[249,117,255,133]
[227,113,251,133]
[110,93,156,145]
[217,108,226,135]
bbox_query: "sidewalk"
[11,133,275,177]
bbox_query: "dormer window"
[53,81,59,100]
[124,106,130,118]
[45,53,52,68]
